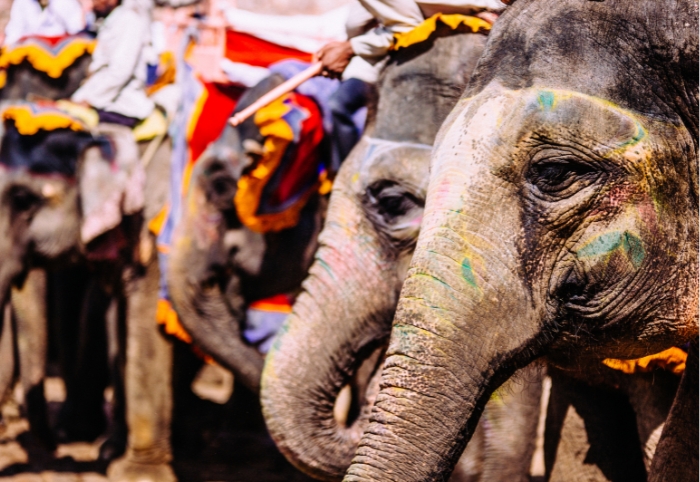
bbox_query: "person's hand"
[314,41,354,79]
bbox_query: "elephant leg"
[648,340,698,482]
[171,339,214,459]
[48,265,89,440]
[58,275,110,443]
[100,295,128,462]
[0,304,16,430]
[544,368,647,482]
[11,268,54,452]
[107,257,175,482]
[614,369,679,470]
[480,364,544,482]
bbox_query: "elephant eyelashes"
[365,181,423,224]
[7,185,42,215]
[363,180,424,250]
[527,157,601,200]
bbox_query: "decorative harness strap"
[391,13,493,51]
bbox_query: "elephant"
[167,73,327,394]
[341,0,698,481]
[0,113,179,481]
[260,24,543,482]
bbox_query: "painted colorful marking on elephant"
[576,230,645,269]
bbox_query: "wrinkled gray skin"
[167,74,326,393]
[261,29,543,482]
[344,1,698,481]
[0,125,178,482]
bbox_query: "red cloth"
[17,35,69,47]
[188,81,245,165]
[225,30,312,68]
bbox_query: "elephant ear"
[78,124,145,253]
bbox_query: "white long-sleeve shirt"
[4,0,84,46]
[350,0,505,62]
[343,1,382,83]
[71,4,154,120]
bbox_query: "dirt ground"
[0,365,314,482]
[0,366,549,481]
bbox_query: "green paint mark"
[268,322,289,355]
[316,258,335,280]
[537,91,556,111]
[577,231,645,268]
[461,257,478,288]
[623,232,645,268]
[617,120,647,150]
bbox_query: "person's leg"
[329,78,371,172]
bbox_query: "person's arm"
[72,9,148,109]
[349,0,423,61]
[316,0,423,77]
[4,0,30,46]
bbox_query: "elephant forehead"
[433,85,666,179]
[356,138,432,190]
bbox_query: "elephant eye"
[7,185,42,214]
[364,180,424,248]
[528,158,599,198]
[367,181,423,223]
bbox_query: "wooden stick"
[228,61,323,127]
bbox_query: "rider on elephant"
[70,0,159,248]
[71,0,155,129]
[319,0,505,170]
[3,0,84,46]
[317,0,505,77]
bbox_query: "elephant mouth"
[334,341,387,428]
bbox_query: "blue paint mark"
[316,258,335,280]
[537,91,555,111]
[576,231,645,268]
[618,120,647,149]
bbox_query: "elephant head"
[344,0,698,480]
[0,113,145,317]
[167,74,325,392]
[260,31,489,480]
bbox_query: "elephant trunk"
[261,189,396,481]
[167,178,263,393]
[345,99,547,481]
[168,268,264,393]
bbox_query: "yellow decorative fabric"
[146,51,176,96]
[392,14,492,50]
[133,108,168,142]
[603,347,687,375]
[2,103,88,135]
[55,99,99,129]
[156,299,192,344]
[155,299,214,363]
[234,94,296,233]
[0,36,95,79]
[318,169,332,195]
[148,204,169,238]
